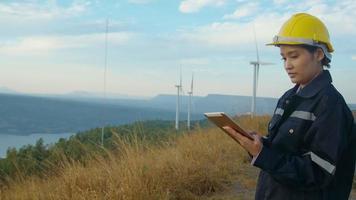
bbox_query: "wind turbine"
[175,67,183,130]
[187,73,194,130]
[249,26,274,118]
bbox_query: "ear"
[315,48,325,62]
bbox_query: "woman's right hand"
[223,126,263,157]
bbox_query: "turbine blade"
[259,62,275,65]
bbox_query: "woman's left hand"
[223,126,263,157]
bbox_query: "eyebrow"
[280,50,298,57]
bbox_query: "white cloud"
[277,0,356,36]
[308,1,356,36]
[352,55,356,60]
[178,13,288,48]
[178,0,356,49]
[179,22,248,46]
[0,1,89,21]
[223,2,259,20]
[179,0,226,13]
[0,32,133,55]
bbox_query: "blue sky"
[1,0,356,103]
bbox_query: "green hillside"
[0,119,199,184]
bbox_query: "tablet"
[204,112,253,140]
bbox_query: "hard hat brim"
[266,35,334,52]
[266,36,333,61]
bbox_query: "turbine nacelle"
[249,61,260,65]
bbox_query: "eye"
[281,57,286,61]
[290,54,299,59]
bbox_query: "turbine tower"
[187,73,194,130]
[175,67,183,130]
[249,26,273,118]
[101,18,109,146]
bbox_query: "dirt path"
[208,167,356,200]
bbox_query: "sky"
[0,0,355,103]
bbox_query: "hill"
[0,120,184,182]
[0,92,277,136]
[0,115,355,199]
[52,93,356,116]
[64,93,279,115]
[1,92,355,136]
[0,93,198,135]
[0,87,17,94]
[0,115,270,199]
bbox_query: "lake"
[0,132,76,158]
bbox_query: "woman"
[224,13,355,200]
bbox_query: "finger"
[249,131,262,137]
[223,126,244,143]
[223,126,252,146]
[252,133,259,142]
[252,134,263,147]
[222,126,239,139]
[224,127,247,139]
[249,131,257,136]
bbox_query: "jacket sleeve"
[253,97,353,190]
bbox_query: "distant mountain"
[0,93,199,135]
[71,94,272,112]
[192,94,277,115]
[0,86,18,94]
[63,91,148,100]
[14,89,356,114]
[51,93,356,115]
[1,92,355,135]
[66,94,278,116]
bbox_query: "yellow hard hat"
[268,13,333,59]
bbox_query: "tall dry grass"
[0,115,270,200]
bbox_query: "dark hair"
[299,44,331,68]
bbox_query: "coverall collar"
[295,70,332,98]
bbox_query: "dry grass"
[0,115,270,200]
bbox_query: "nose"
[284,58,293,70]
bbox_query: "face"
[280,45,324,88]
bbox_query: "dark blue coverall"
[253,70,356,200]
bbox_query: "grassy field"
[0,115,354,200]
